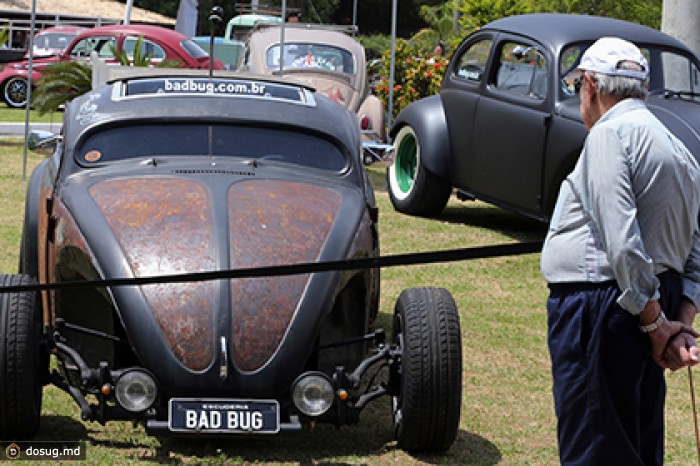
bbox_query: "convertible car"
[0,68,461,453]
[387,14,700,219]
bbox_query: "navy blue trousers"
[547,271,681,465]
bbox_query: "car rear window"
[266,43,355,75]
[560,44,700,99]
[76,124,346,171]
[181,39,209,59]
[32,32,78,54]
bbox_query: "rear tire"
[0,274,45,440]
[391,287,462,452]
[387,125,451,217]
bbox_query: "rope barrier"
[0,240,543,293]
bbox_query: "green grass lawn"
[0,106,63,123]
[1,139,698,464]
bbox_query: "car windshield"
[560,43,700,100]
[266,43,355,75]
[76,124,346,171]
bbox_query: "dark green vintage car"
[0,68,461,453]
[388,14,700,220]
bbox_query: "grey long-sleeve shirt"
[541,98,700,315]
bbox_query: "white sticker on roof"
[125,77,311,104]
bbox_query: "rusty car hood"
[58,159,369,395]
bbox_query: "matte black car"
[387,14,700,219]
[0,69,461,452]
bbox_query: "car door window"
[495,41,548,99]
[123,36,166,60]
[69,36,117,59]
[660,50,700,100]
[453,39,492,83]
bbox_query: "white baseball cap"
[573,37,649,81]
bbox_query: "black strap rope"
[0,241,543,293]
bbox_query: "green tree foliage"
[457,0,526,30]
[0,27,8,48]
[458,0,662,30]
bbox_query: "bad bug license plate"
[168,398,280,434]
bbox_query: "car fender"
[358,94,385,141]
[19,159,50,277]
[389,95,450,179]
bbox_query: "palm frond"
[32,61,92,115]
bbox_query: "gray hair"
[589,61,649,99]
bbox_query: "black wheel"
[2,77,29,108]
[391,287,462,452]
[386,125,452,217]
[0,274,45,440]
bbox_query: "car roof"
[62,69,361,155]
[70,24,190,43]
[36,26,85,35]
[248,25,364,56]
[483,13,697,57]
[229,14,282,27]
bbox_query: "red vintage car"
[0,24,224,108]
[27,26,86,58]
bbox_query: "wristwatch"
[639,311,666,333]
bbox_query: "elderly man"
[541,37,700,465]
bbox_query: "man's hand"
[662,298,699,371]
[643,299,699,370]
[663,331,699,371]
[648,318,698,369]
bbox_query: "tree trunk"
[662,0,700,58]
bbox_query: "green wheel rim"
[396,133,417,193]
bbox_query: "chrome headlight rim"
[114,368,158,413]
[291,371,335,417]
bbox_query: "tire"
[0,274,45,440]
[387,125,452,217]
[2,77,29,108]
[391,287,462,452]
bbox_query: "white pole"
[279,0,286,77]
[124,0,135,25]
[22,0,38,181]
[352,0,358,37]
[387,0,397,132]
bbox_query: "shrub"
[373,39,448,119]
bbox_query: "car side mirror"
[28,130,61,157]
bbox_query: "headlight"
[115,369,157,412]
[12,64,28,70]
[292,372,334,417]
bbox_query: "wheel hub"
[395,135,417,193]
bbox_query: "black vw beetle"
[388,13,700,219]
[0,69,461,452]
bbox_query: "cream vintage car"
[238,24,386,163]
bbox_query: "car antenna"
[208,5,224,79]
